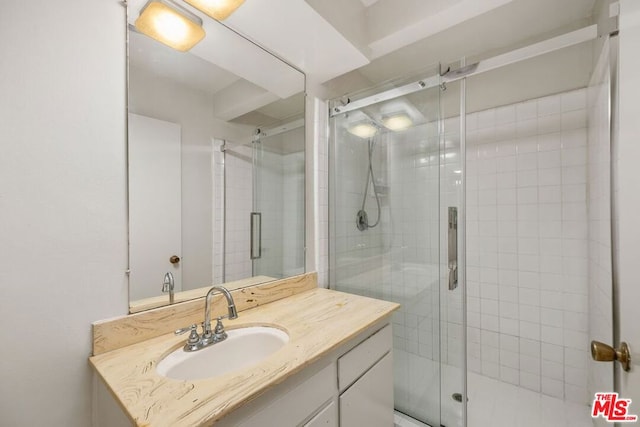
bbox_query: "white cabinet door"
[128,113,182,300]
[339,353,394,427]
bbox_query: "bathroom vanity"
[90,273,399,426]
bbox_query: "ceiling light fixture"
[184,0,246,21]
[135,0,205,52]
[383,114,413,131]
[348,123,378,139]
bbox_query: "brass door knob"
[591,340,631,372]
[170,255,181,264]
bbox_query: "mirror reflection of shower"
[356,136,382,231]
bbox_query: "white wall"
[616,0,640,405]
[0,1,128,425]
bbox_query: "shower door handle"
[449,262,458,291]
[250,212,262,260]
[448,207,458,291]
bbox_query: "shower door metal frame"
[329,25,598,117]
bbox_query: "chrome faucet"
[162,272,175,304]
[175,286,238,352]
[202,286,238,345]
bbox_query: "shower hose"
[356,137,382,231]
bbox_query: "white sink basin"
[157,326,289,381]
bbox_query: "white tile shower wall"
[282,151,306,277]
[332,130,389,297]
[466,88,590,404]
[223,145,253,281]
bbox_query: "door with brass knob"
[128,114,182,304]
[591,340,631,372]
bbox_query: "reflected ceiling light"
[348,123,378,139]
[135,0,205,52]
[383,114,413,131]
[185,0,246,20]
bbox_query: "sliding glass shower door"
[251,126,305,280]
[330,72,466,427]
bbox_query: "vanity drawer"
[338,324,391,392]
[303,400,337,427]
[234,361,336,427]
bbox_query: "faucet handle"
[176,324,202,352]
[176,324,201,345]
[175,324,197,335]
[212,318,228,342]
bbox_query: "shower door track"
[330,24,597,117]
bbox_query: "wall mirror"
[126,0,306,313]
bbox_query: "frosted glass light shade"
[383,114,413,131]
[185,0,246,20]
[348,123,378,139]
[135,1,205,52]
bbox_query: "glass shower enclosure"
[330,25,613,427]
[329,70,466,427]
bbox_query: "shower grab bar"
[448,207,458,291]
[250,212,262,260]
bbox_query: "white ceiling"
[128,31,240,96]
[225,0,370,83]
[128,0,601,124]
[320,0,599,98]
[365,0,515,59]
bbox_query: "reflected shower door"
[251,127,305,279]
[330,75,466,427]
